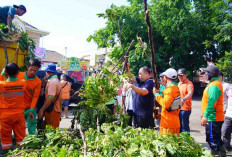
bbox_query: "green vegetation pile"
[9,124,211,157]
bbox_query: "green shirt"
[0,6,16,25]
[204,77,222,121]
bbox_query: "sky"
[1,0,128,58]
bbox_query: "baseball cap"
[177,68,187,75]
[202,65,219,77]
[159,72,164,77]
[13,5,27,13]
[163,68,177,79]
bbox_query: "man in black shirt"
[124,66,154,128]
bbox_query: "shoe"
[225,146,232,152]
[65,116,69,119]
[219,145,227,157]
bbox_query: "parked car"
[36,70,84,105]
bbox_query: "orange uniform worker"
[201,65,226,156]
[60,74,71,118]
[0,63,26,154]
[177,68,194,133]
[38,64,62,129]
[153,68,181,136]
[1,59,41,135]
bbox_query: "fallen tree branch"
[136,34,152,62]
[1,36,8,65]
[112,50,127,72]
[9,149,38,157]
[122,40,134,74]
[113,147,126,157]
[77,123,87,156]
[10,42,19,63]
[143,0,159,89]
[96,116,100,132]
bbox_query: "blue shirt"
[133,77,154,117]
[0,6,16,25]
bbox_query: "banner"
[60,61,89,72]
[60,61,89,81]
[34,47,46,59]
[60,61,70,71]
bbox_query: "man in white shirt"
[122,77,137,126]
[219,72,230,112]
[222,84,232,151]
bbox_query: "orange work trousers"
[159,127,180,136]
[0,113,25,149]
[44,110,61,129]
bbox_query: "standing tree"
[88,0,232,76]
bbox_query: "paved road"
[189,96,210,149]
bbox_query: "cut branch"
[77,123,87,156]
[1,36,8,65]
[122,40,134,74]
[112,50,127,72]
[136,34,152,62]
[96,116,100,132]
[9,149,37,157]
[10,42,19,63]
[143,0,159,89]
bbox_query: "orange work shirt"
[60,80,71,99]
[155,82,180,129]
[45,75,62,113]
[0,78,26,118]
[0,72,41,110]
[17,72,41,109]
[178,79,194,111]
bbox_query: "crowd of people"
[121,64,231,156]
[0,60,73,155]
[0,57,231,157]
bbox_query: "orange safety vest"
[155,82,180,129]
[0,79,26,118]
[201,80,224,122]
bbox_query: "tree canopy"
[87,0,232,76]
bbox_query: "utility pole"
[65,47,67,61]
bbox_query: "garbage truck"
[0,40,27,72]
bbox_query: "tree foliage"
[71,69,123,131]
[216,51,232,82]
[88,0,232,75]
